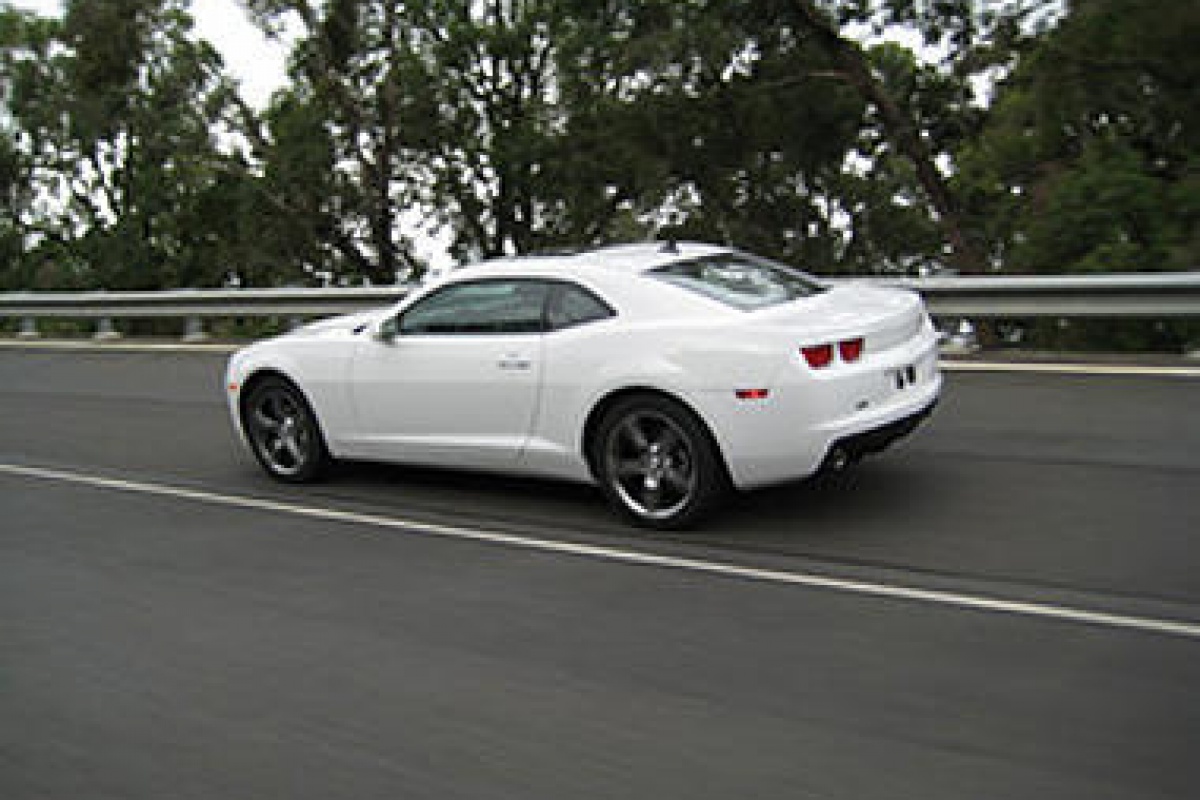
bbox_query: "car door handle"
[497,355,533,371]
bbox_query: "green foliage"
[1,0,261,290]
[238,0,426,283]
[2,0,1008,286]
[240,0,968,273]
[955,0,1200,276]
[0,0,1196,353]
[1021,319,1200,355]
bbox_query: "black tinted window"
[398,280,550,335]
[546,284,615,330]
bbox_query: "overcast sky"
[4,0,291,109]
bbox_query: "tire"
[593,394,727,530]
[241,376,331,483]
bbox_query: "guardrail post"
[18,317,40,339]
[288,317,306,331]
[940,318,979,353]
[93,318,122,341]
[182,316,208,343]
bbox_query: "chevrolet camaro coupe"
[226,242,941,528]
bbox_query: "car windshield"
[651,253,826,311]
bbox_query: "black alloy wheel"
[595,394,727,529]
[242,376,330,483]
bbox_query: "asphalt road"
[2,347,1198,799]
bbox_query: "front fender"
[225,338,356,453]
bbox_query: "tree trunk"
[790,0,989,274]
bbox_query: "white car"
[226,242,940,528]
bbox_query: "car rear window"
[651,253,826,310]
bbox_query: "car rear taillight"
[802,338,864,369]
[801,344,834,369]
[838,337,864,363]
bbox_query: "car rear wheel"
[594,395,727,530]
[242,376,330,483]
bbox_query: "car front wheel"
[242,376,331,483]
[594,395,727,530]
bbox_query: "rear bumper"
[820,398,937,470]
[702,328,941,490]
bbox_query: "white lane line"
[3,461,1200,641]
[941,360,1200,378]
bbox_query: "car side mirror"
[375,316,400,343]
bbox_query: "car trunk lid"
[754,284,926,356]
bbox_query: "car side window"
[398,280,551,335]
[546,283,615,331]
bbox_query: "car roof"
[416,241,745,322]
[455,241,731,281]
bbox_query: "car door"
[347,279,550,466]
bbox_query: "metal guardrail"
[0,286,409,341]
[0,286,407,320]
[2,272,1199,341]
[870,272,1200,319]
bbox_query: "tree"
[955,0,1200,275]
[774,0,1065,273]
[828,43,970,275]
[0,126,27,290]
[548,0,989,275]
[1,7,75,289]
[587,0,871,270]
[241,0,428,282]
[16,0,1185,300]
[1,0,259,290]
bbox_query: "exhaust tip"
[823,446,853,473]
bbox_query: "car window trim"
[395,278,546,336]
[397,277,618,337]
[394,277,618,337]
